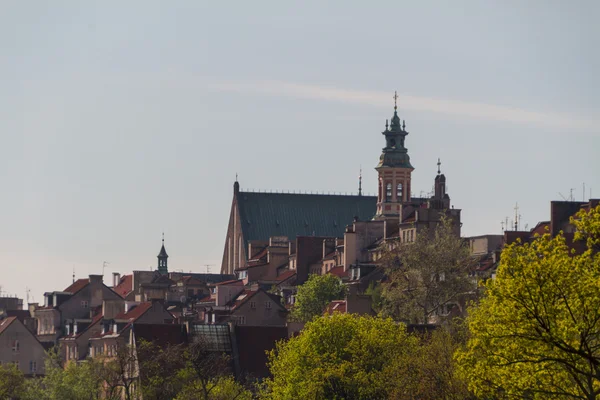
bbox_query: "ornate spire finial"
[385,119,389,130]
[437,158,441,175]
[162,232,165,244]
[235,172,238,182]
[393,91,398,111]
[402,120,406,130]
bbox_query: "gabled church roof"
[236,191,377,244]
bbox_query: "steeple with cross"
[375,91,414,219]
[157,233,169,275]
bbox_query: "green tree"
[41,353,105,400]
[457,205,600,399]
[262,313,417,399]
[175,377,252,400]
[290,274,347,322]
[389,326,474,399]
[137,341,189,400]
[380,217,475,324]
[0,363,25,399]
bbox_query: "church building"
[220,94,461,275]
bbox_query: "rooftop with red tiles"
[113,274,133,298]
[324,300,346,315]
[64,278,90,294]
[114,302,153,321]
[328,266,347,278]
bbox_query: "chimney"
[89,274,103,284]
[113,272,121,288]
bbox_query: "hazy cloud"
[211,80,599,132]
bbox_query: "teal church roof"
[236,191,377,244]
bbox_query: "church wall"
[221,192,246,275]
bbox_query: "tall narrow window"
[386,183,392,201]
[397,183,403,201]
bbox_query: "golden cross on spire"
[393,91,398,110]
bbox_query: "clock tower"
[375,92,414,219]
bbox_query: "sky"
[1,1,599,303]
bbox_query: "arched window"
[397,183,403,201]
[386,183,392,200]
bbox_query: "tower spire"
[393,91,398,111]
[437,158,441,175]
[358,167,363,196]
[157,234,169,275]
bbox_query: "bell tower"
[375,92,414,219]
[157,233,169,275]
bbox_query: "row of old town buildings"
[1,100,598,388]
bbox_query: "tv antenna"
[102,261,110,278]
[558,192,568,201]
[204,264,215,274]
[501,220,505,232]
[514,202,519,231]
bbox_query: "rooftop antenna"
[204,264,214,274]
[514,203,519,231]
[583,182,585,201]
[102,261,110,278]
[358,166,363,196]
[558,192,568,201]
[505,216,509,231]
[72,266,75,283]
[501,220,505,232]
[569,188,575,201]
[25,287,30,304]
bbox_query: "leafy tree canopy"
[457,205,600,399]
[380,216,475,324]
[290,273,347,322]
[263,313,416,399]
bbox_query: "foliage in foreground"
[263,313,470,399]
[457,205,600,399]
[0,340,250,400]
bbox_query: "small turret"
[157,233,169,275]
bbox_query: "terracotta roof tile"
[328,266,347,278]
[324,300,346,315]
[64,279,90,294]
[275,270,296,282]
[216,279,244,286]
[113,275,133,298]
[114,302,153,321]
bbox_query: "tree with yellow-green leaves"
[457,205,600,399]
[262,313,417,400]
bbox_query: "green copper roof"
[237,192,377,244]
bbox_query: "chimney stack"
[112,272,121,288]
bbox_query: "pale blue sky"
[1,1,598,302]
